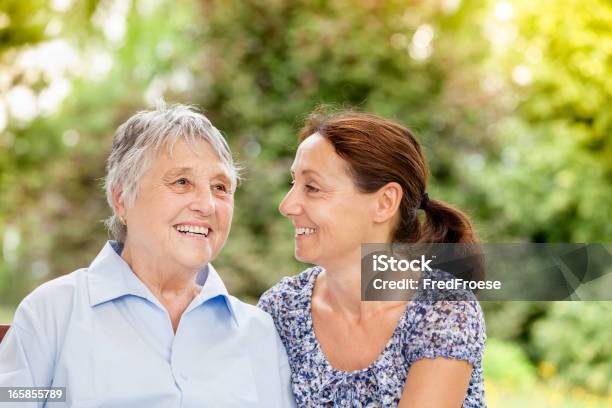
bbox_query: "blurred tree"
[0,0,610,396]
[531,302,612,395]
[469,0,612,242]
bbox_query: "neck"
[317,249,378,321]
[317,238,405,321]
[120,242,200,300]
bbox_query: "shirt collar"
[87,241,239,326]
[189,263,239,326]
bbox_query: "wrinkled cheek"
[219,203,234,235]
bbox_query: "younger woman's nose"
[279,188,301,217]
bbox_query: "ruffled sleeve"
[257,269,318,352]
[257,282,280,319]
[403,299,486,367]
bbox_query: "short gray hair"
[104,102,239,243]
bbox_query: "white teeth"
[176,225,209,236]
[296,227,316,236]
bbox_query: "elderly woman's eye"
[213,184,228,193]
[305,185,319,193]
[174,178,189,186]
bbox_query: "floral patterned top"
[258,266,486,408]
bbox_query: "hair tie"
[418,192,429,210]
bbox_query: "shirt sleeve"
[258,281,297,406]
[403,300,486,367]
[257,283,280,318]
[0,302,55,408]
[274,327,297,407]
[257,280,286,337]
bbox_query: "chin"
[294,249,315,265]
[176,251,213,270]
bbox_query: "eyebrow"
[164,167,233,184]
[212,171,233,185]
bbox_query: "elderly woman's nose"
[190,186,215,214]
[279,188,301,217]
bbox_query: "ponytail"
[419,198,478,244]
[392,195,479,244]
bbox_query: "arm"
[398,357,472,408]
[258,284,297,407]
[398,299,486,408]
[275,331,297,408]
[0,303,54,408]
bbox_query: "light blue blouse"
[0,241,295,407]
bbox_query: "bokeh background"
[1,0,611,406]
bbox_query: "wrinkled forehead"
[162,135,225,160]
[153,138,236,184]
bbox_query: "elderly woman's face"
[279,133,378,268]
[120,138,234,272]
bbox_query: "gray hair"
[103,102,239,243]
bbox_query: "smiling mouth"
[174,224,211,238]
[295,227,317,236]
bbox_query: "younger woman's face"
[279,133,380,269]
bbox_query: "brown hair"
[298,110,478,244]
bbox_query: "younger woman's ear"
[373,182,403,223]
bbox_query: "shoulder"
[16,269,87,324]
[402,270,486,366]
[228,295,276,332]
[417,268,486,341]
[226,296,289,358]
[413,299,485,334]
[403,297,486,366]
[257,266,321,316]
[11,268,88,350]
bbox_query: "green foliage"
[483,338,537,388]
[0,305,13,323]
[469,0,612,242]
[0,0,611,398]
[0,0,49,53]
[531,302,612,395]
[482,301,549,341]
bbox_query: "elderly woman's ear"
[112,187,127,223]
[372,181,403,224]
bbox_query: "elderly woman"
[0,104,295,407]
[258,111,486,407]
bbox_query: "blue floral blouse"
[258,266,486,407]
